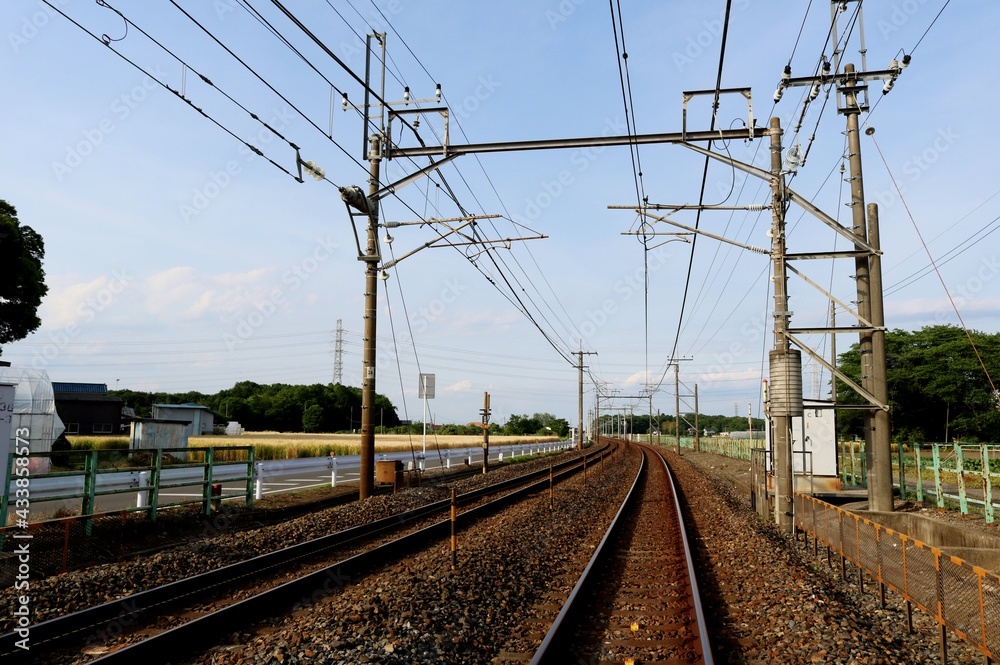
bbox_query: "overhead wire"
[43,0,322,186]
[355,0,590,355]
[653,0,735,398]
[164,0,370,176]
[674,2,864,400]
[323,2,585,365]
[868,133,998,400]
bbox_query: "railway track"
[531,441,713,664]
[0,443,614,664]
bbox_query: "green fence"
[1,446,255,527]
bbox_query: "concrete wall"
[857,509,1000,572]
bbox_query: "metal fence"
[794,492,999,663]
[1,446,255,526]
[839,441,1000,523]
[0,511,133,580]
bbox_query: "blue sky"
[3,1,997,427]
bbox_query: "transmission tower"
[333,319,344,384]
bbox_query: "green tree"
[302,404,324,432]
[836,325,1000,442]
[0,200,47,354]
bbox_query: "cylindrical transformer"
[769,349,803,417]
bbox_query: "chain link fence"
[795,492,999,662]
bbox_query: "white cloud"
[445,379,473,392]
[887,296,1000,318]
[38,274,120,329]
[142,265,276,322]
[698,368,762,383]
[622,370,652,385]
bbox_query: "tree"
[0,200,47,354]
[302,404,324,432]
[836,325,1000,442]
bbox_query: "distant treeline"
[596,413,765,435]
[112,381,399,433]
[110,384,572,437]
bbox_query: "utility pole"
[843,63,891,512]
[694,384,700,452]
[576,347,597,450]
[647,393,653,445]
[770,55,905,513]
[340,135,383,501]
[675,363,681,454]
[360,135,382,500]
[480,392,491,474]
[768,116,799,534]
[830,302,837,401]
[868,202,891,510]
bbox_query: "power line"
[656,0,735,396]
[42,0,316,186]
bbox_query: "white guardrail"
[12,441,575,501]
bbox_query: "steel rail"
[653,445,714,662]
[84,443,615,664]
[0,442,613,663]
[530,441,714,664]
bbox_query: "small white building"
[151,403,218,439]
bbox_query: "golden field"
[67,433,562,461]
[189,432,562,460]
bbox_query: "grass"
[67,436,130,451]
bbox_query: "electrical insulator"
[341,92,348,111]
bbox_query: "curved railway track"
[0,443,614,664]
[531,441,713,664]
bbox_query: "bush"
[50,434,72,467]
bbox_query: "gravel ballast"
[4,443,988,663]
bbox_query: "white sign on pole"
[419,373,435,456]
[418,373,435,399]
[0,383,16,502]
